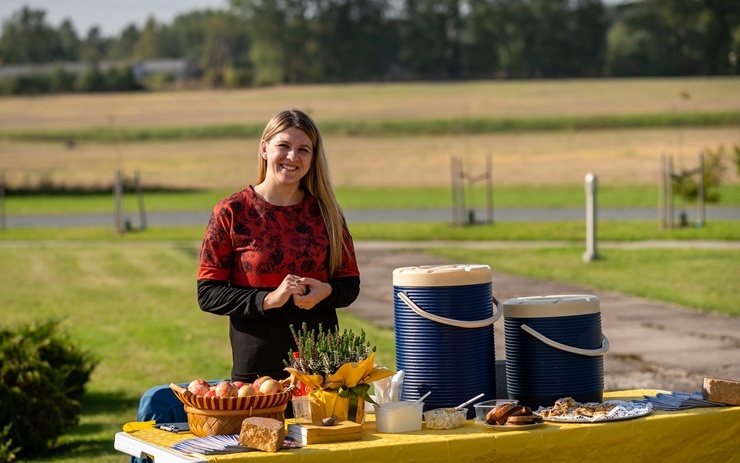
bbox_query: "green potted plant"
[284,323,394,423]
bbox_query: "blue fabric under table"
[131,380,225,463]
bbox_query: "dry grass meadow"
[0,77,738,190]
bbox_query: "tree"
[133,16,164,59]
[231,0,289,85]
[571,0,609,77]
[701,0,740,75]
[107,24,140,60]
[0,7,61,63]
[57,19,81,61]
[201,13,250,73]
[398,0,462,79]
[314,0,397,82]
[79,26,107,62]
[460,0,501,79]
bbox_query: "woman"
[197,109,361,384]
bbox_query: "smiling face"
[260,127,314,187]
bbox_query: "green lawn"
[1,234,737,461]
[4,184,740,215]
[3,218,738,242]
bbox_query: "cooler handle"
[397,291,502,329]
[520,324,609,356]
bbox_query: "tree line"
[0,0,738,94]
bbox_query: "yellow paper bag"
[285,353,394,423]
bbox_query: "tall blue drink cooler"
[503,295,610,409]
[393,265,501,419]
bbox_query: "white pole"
[583,173,598,262]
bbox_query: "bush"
[75,63,106,92]
[0,320,98,459]
[0,424,20,463]
[679,146,727,203]
[223,66,252,88]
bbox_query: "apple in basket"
[215,380,239,398]
[252,376,272,391]
[238,384,257,397]
[187,379,210,396]
[258,379,283,395]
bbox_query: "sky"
[0,0,231,37]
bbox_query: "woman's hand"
[292,277,332,311]
[263,274,307,311]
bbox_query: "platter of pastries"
[537,397,653,423]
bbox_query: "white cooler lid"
[393,264,492,287]
[503,294,600,318]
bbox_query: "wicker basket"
[184,404,287,437]
[170,383,292,437]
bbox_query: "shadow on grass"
[31,390,140,462]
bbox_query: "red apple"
[215,380,238,398]
[253,376,272,391]
[238,384,257,397]
[258,379,283,395]
[187,379,210,396]
[232,381,246,389]
[204,390,216,397]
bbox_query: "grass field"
[1,127,739,192]
[1,78,739,130]
[1,77,738,194]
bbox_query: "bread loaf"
[506,414,534,425]
[238,417,285,453]
[485,402,519,425]
[702,377,740,406]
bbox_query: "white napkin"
[373,376,392,404]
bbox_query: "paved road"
[3,206,739,228]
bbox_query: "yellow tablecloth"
[117,390,740,463]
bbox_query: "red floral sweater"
[197,186,360,381]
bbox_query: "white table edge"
[114,431,207,463]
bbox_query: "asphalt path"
[3,206,739,228]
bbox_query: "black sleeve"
[197,275,360,318]
[314,276,361,310]
[197,279,269,319]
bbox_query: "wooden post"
[659,154,666,229]
[458,156,466,226]
[451,156,458,226]
[0,170,5,231]
[697,152,705,226]
[485,153,493,224]
[667,156,674,229]
[135,170,147,231]
[114,169,123,235]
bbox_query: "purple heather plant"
[286,323,376,377]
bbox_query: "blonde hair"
[257,109,348,278]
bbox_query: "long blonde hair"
[257,109,348,278]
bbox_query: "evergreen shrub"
[0,320,98,460]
